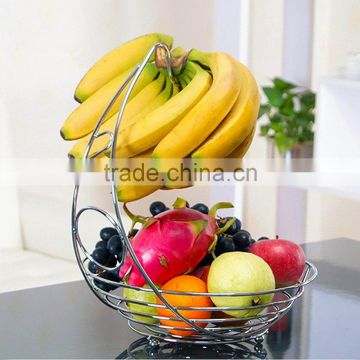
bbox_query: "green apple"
[123,285,159,324]
[207,252,275,318]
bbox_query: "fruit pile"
[87,197,306,337]
[60,33,260,201]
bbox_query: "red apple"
[192,265,210,283]
[249,239,305,287]
[267,293,289,332]
[270,313,289,332]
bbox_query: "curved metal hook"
[89,131,114,159]
[73,205,125,271]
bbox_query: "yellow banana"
[119,72,167,129]
[116,77,181,202]
[116,148,161,202]
[75,33,173,102]
[178,75,188,90]
[171,79,181,96]
[178,69,193,89]
[152,51,241,162]
[113,74,174,156]
[163,168,194,189]
[227,125,256,158]
[117,184,161,202]
[114,73,174,147]
[192,62,260,158]
[61,63,158,140]
[68,72,166,158]
[112,61,212,158]
[181,70,194,85]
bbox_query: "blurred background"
[1,0,360,292]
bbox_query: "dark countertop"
[1,238,360,359]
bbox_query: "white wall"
[312,0,360,87]
[246,0,284,160]
[282,0,314,86]
[242,0,285,237]
[248,0,284,86]
[0,103,22,249]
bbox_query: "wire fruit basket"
[71,43,318,346]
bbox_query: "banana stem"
[171,51,190,73]
[156,47,189,74]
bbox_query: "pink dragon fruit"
[119,198,233,287]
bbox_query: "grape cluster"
[88,227,124,292]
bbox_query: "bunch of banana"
[60,33,260,202]
[75,33,173,102]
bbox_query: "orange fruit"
[156,275,213,336]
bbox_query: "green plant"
[258,78,316,154]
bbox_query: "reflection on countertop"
[116,337,267,359]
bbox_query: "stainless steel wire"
[71,43,318,344]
